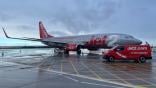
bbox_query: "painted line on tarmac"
[27,65,125,88]
[92,63,133,85]
[47,60,55,70]
[119,70,156,87]
[69,60,79,75]
[63,75,79,82]
[80,62,103,80]
[37,55,50,67]
[0,60,136,88]
[63,74,124,88]
[44,69,136,88]
[80,81,123,88]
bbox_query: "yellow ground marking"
[110,65,156,87]
[81,62,102,80]
[69,60,79,75]
[92,64,133,85]
[120,70,156,87]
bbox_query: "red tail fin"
[39,21,53,39]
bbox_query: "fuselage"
[42,33,142,50]
[2,21,143,53]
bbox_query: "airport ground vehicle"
[102,44,152,63]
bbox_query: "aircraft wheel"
[77,45,81,55]
[138,56,146,63]
[64,50,69,55]
[77,50,81,55]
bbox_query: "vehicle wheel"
[138,56,146,63]
[108,56,115,62]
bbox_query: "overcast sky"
[0,0,156,45]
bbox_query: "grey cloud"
[0,0,156,45]
[48,0,120,34]
[0,12,14,22]
[49,31,69,36]
[0,0,120,35]
[16,25,35,30]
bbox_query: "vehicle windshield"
[111,46,119,50]
[113,46,125,51]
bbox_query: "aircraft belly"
[42,42,64,48]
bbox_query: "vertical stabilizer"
[39,21,53,39]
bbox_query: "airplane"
[1,21,142,55]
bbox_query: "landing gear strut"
[77,50,81,55]
[77,45,81,55]
[64,50,69,55]
[54,48,63,56]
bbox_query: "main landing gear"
[63,45,82,55]
[76,45,81,55]
[77,50,81,55]
[53,48,63,56]
[64,50,82,55]
[64,50,69,55]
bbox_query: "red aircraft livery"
[2,21,142,55]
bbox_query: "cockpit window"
[125,35,134,39]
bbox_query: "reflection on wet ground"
[0,52,156,88]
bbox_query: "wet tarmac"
[0,51,156,88]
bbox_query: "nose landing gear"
[77,50,81,55]
[76,45,82,55]
[64,50,69,55]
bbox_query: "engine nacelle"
[87,48,99,51]
[65,43,77,51]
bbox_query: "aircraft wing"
[2,28,42,41]
[2,28,68,44]
[0,46,53,49]
[2,28,87,46]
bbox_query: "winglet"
[2,27,9,38]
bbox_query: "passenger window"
[115,46,124,51]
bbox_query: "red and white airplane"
[2,21,142,55]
